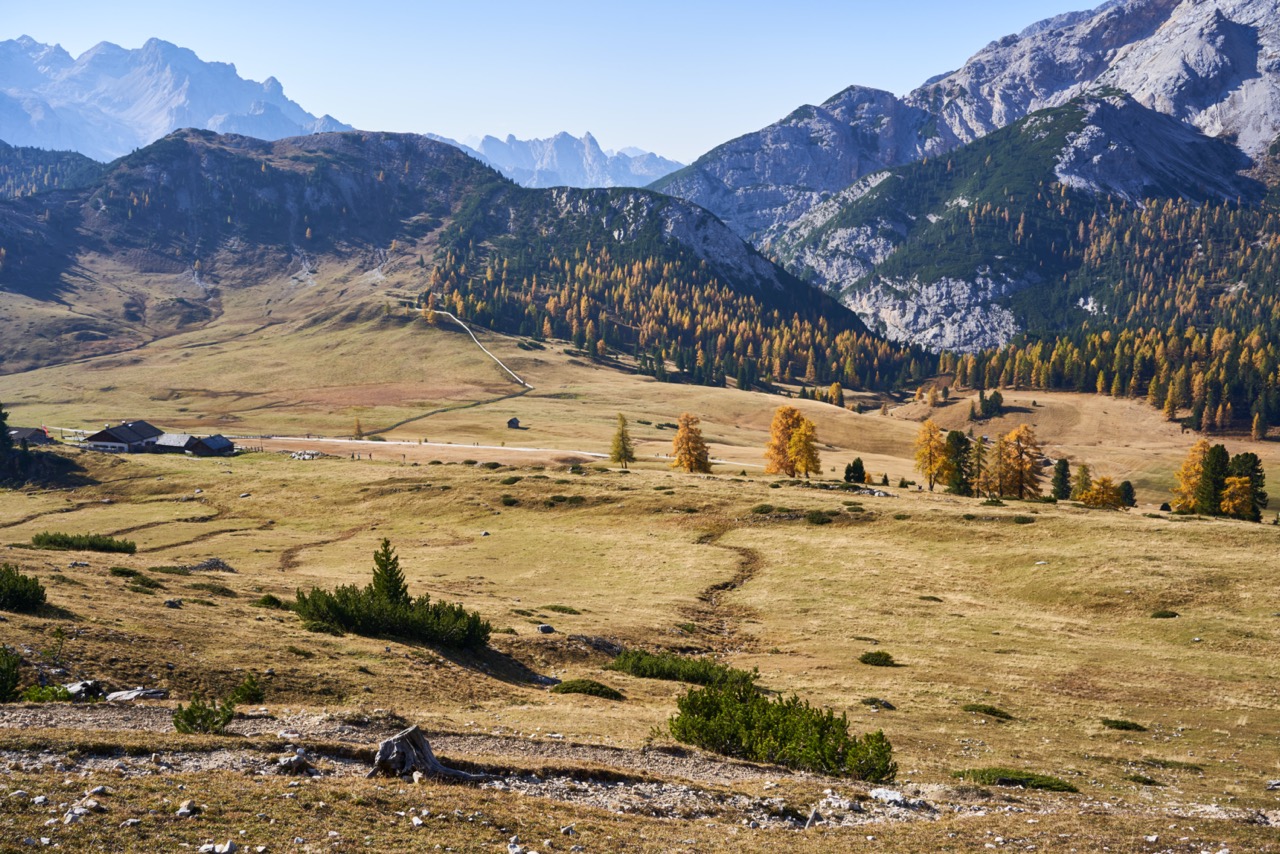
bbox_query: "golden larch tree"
[671,413,712,474]
[609,413,636,470]
[1002,424,1043,499]
[1220,476,1254,519]
[913,419,947,491]
[787,418,821,479]
[764,405,805,477]
[1080,475,1123,509]
[1172,438,1211,512]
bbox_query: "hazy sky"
[6,1,1090,162]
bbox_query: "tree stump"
[366,725,489,782]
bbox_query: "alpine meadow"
[2,2,1280,852]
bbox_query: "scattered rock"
[272,748,320,777]
[164,599,183,609]
[804,806,822,829]
[1268,780,1280,791]
[176,799,200,818]
[560,824,577,836]
[106,687,169,702]
[536,624,555,634]
[870,788,909,806]
[120,818,141,828]
[198,842,237,854]
[239,493,252,499]
[32,796,47,806]
[64,681,105,702]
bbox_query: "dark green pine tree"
[844,458,866,484]
[0,401,11,459]
[1194,444,1230,516]
[944,430,973,496]
[1118,480,1137,508]
[369,538,409,605]
[1051,459,1071,501]
[1228,452,1268,522]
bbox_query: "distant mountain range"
[0,36,683,189]
[429,132,683,189]
[0,36,351,160]
[654,0,1280,351]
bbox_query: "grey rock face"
[0,36,351,161]
[430,131,683,189]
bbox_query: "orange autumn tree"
[913,419,947,491]
[787,417,822,479]
[764,405,806,477]
[671,413,712,474]
[1172,438,1211,512]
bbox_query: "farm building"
[153,433,198,454]
[8,427,55,447]
[191,435,235,457]
[83,421,164,453]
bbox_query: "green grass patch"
[251,594,287,610]
[1101,718,1147,732]
[1151,609,1180,619]
[669,681,896,781]
[543,604,580,615]
[551,679,624,700]
[189,581,236,598]
[953,767,1078,793]
[1124,773,1163,786]
[962,703,1013,721]
[607,649,755,687]
[859,651,899,667]
[31,531,136,554]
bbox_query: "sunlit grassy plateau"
[1,279,1278,852]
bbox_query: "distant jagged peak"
[430,130,683,189]
[0,35,352,161]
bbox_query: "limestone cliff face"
[658,0,1279,352]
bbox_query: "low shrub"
[285,645,315,658]
[1142,757,1201,772]
[669,681,896,781]
[1101,718,1147,732]
[500,495,519,507]
[173,695,235,735]
[607,649,755,687]
[251,594,287,610]
[31,532,135,554]
[981,499,1005,507]
[229,673,265,705]
[859,651,898,667]
[481,462,502,470]
[150,566,192,576]
[0,564,47,613]
[1010,516,1035,525]
[0,647,19,702]
[953,767,1078,793]
[566,495,586,505]
[962,703,1013,721]
[751,504,775,515]
[861,697,896,710]
[551,679,623,700]
[892,513,910,521]
[22,684,72,703]
[128,575,164,590]
[1124,773,1162,786]
[543,604,580,615]
[189,582,236,598]
[500,476,522,486]
[1151,609,1179,619]
[108,567,140,578]
[919,595,943,603]
[294,539,490,650]
[805,510,833,525]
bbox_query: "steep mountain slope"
[0,130,921,387]
[651,87,942,243]
[0,139,103,199]
[658,0,1278,246]
[771,94,1264,351]
[429,131,683,188]
[0,36,350,161]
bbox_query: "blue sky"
[7,1,1090,162]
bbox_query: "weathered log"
[366,725,489,782]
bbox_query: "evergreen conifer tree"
[609,414,636,469]
[1051,458,1071,501]
[370,539,409,605]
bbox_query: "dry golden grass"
[3,292,1280,848]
